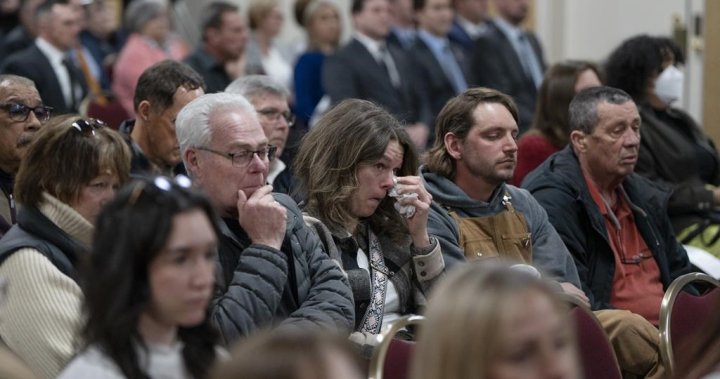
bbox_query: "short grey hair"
[225,75,290,102]
[124,0,168,34]
[569,86,634,134]
[0,74,36,90]
[176,92,257,166]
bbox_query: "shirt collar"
[35,37,68,64]
[456,16,486,38]
[354,32,386,61]
[493,16,524,41]
[267,158,286,186]
[417,29,448,53]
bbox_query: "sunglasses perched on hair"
[0,102,53,122]
[72,118,107,136]
[127,175,193,207]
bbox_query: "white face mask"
[654,65,684,106]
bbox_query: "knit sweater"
[0,193,92,379]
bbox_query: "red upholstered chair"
[567,299,623,379]
[79,95,129,130]
[659,272,720,374]
[368,315,424,379]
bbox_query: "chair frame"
[368,315,425,379]
[561,293,623,379]
[659,272,720,373]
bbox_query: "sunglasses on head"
[0,102,53,122]
[71,118,107,136]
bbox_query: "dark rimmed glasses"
[257,108,295,127]
[127,175,193,207]
[72,118,106,136]
[0,102,53,122]
[196,145,277,167]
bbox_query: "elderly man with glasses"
[0,74,50,237]
[176,92,354,345]
[226,75,298,199]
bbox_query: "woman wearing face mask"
[606,35,720,258]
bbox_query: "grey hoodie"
[421,165,581,287]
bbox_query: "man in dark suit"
[323,0,427,148]
[448,0,488,53]
[409,0,469,142]
[1,0,86,115]
[387,0,416,50]
[469,0,545,133]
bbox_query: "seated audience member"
[118,60,205,177]
[423,87,666,379]
[211,331,364,379]
[469,0,546,133]
[225,75,298,198]
[606,35,720,258]
[512,60,602,186]
[293,0,341,126]
[524,86,697,378]
[422,87,583,295]
[0,75,49,237]
[412,263,580,379]
[323,0,426,148]
[0,0,43,67]
[0,115,130,379]
[672,295,720,379]
[176,92,354,344]
[294,99,444,339]
[184,1,249,93]
[112,0,189,116]
[78,0,126,93]
[245,0,292,88]
[409,0,469,138]
[58,176,221,379]
[1,0,87,115]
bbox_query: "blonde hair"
[412,263,571,379]
[248,0,279,30]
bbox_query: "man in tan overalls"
[422,87,667,379]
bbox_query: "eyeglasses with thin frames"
[196,145,277,167]
[72,118,106,136]
[0,102,53,123]
[257,108,295,127]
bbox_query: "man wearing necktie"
[323,0,427,149]
[468,0,546,133]
[408,0,469,146]
[1,0,87,114]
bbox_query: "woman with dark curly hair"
[58,177,221,379]
[512,60,602,185]
[606,34,720,257]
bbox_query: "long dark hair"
[81,177,221,379]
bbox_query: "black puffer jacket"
[522,146,695,310]
[211,193,355,344]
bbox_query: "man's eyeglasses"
[72,118,106,136]
[0,102,53,122]
[196,145,277,167]
[127,175,192,207]
[257,108,295,127]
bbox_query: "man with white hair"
[175,92,354,344]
